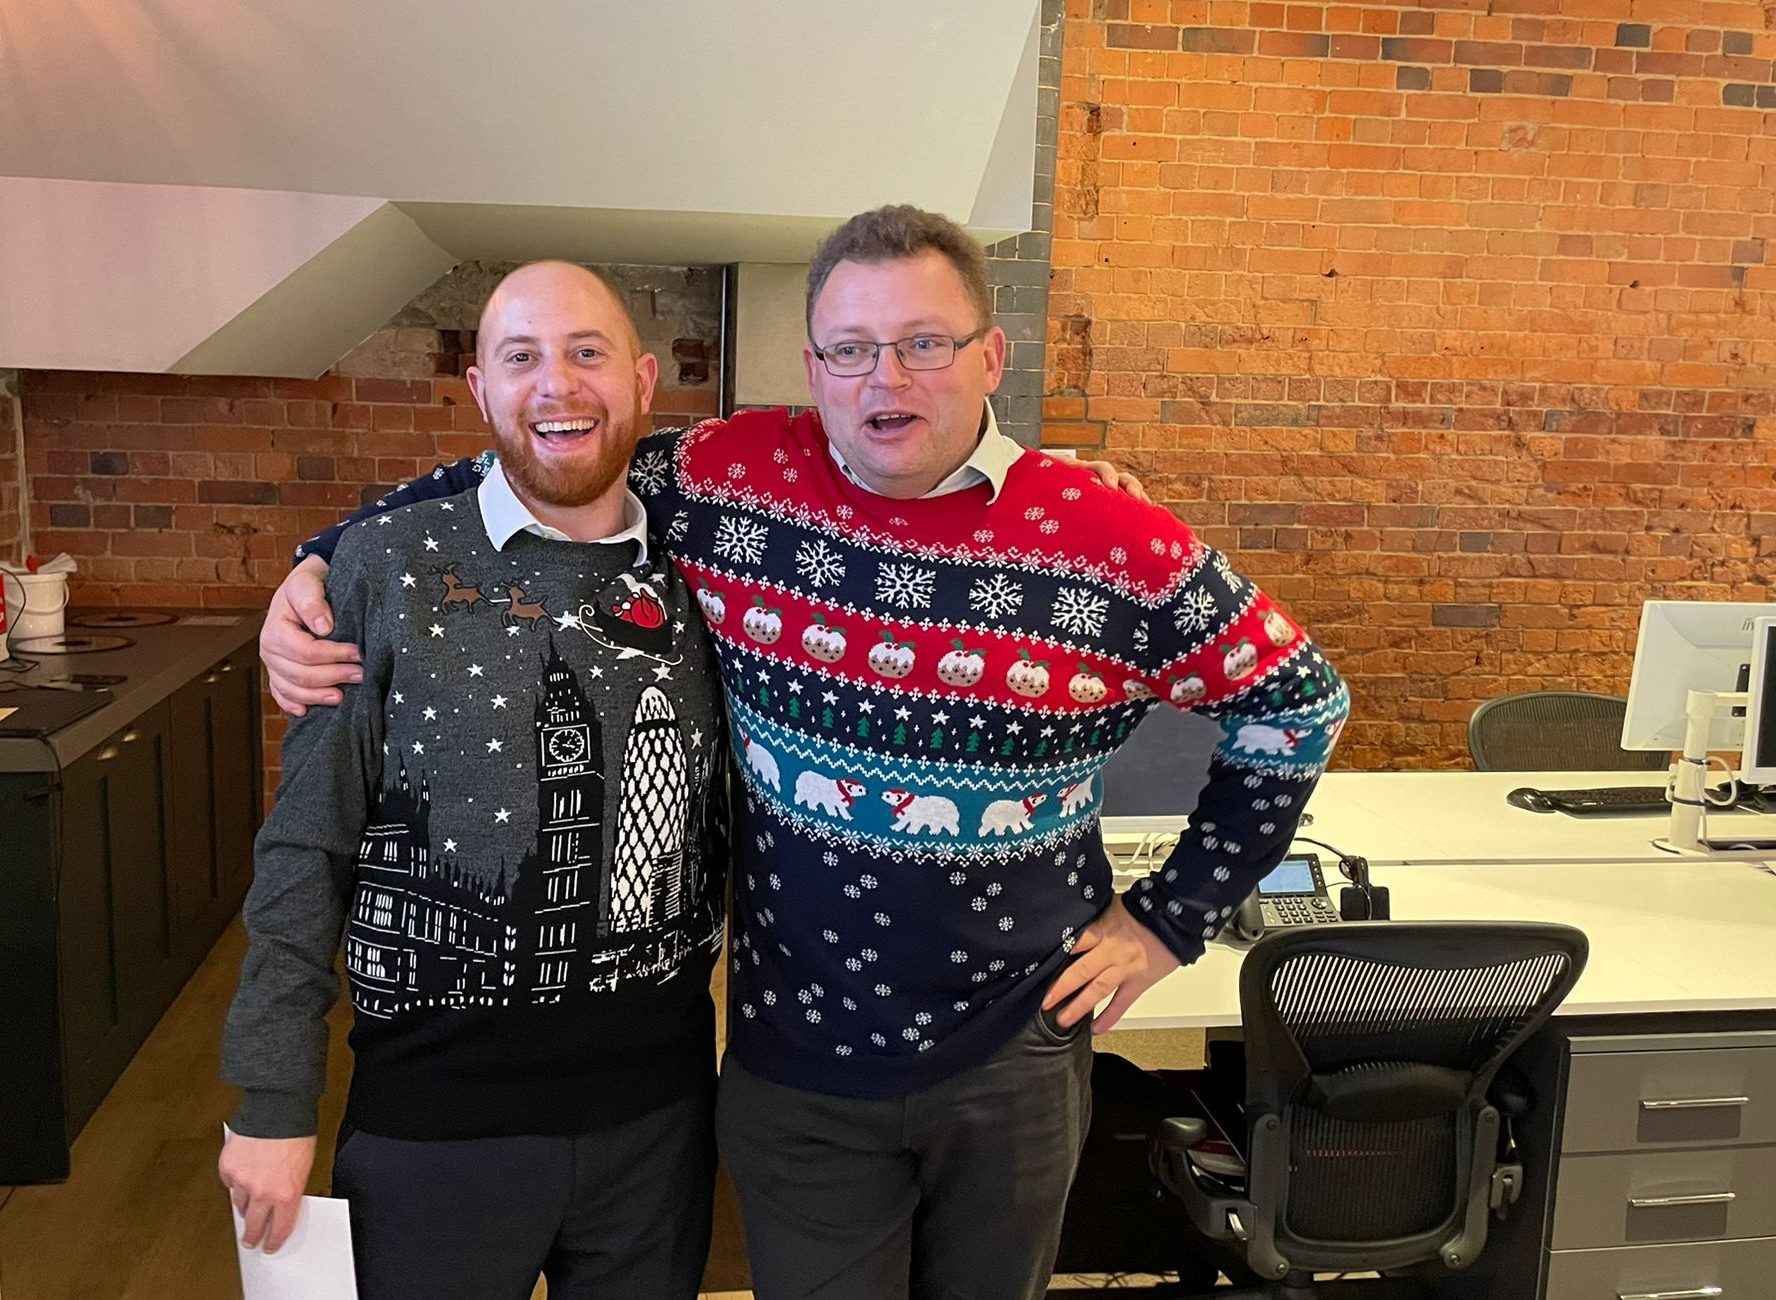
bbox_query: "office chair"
[1152,923,1588,1299]
[1467,690,1666,771]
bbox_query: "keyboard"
[1538,786,1670,815]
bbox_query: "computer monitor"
[1096,704,1218,837]
[1743,616,1776,786]
[1621,600,1776,754]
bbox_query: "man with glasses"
[263,205,1348,1299]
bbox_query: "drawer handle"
[1641,1097,1750,1111]
[204,673,221,685]
[1627,1192,1736,1209]
[97,744,120,762]
[220,660,235,673]
[1617,1288,1723,1300]
[121,729,139,743]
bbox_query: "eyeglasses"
[810,327,990,377]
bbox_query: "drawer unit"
[1563,1048,1776,1153]
[1544,1235,1776,1299]
[1551,1145,1776,1249]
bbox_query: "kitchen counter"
[0,608,266,1182]
[0,609,264,771]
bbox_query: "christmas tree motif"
[928,725,947,750]
[965,730,982,755]
[820,706,835,729]
[893,720,908,746]
[609,687,691,933]
[788,695,802,720]
[857,714,873,740]
[999,735,1016,757]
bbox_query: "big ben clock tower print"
[524,642,603,999]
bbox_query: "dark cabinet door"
[214,654,263,908]
[167,653,263,969]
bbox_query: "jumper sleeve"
[222,525,390,1135]
[293,454,491,564]
[1122,538,1350,966]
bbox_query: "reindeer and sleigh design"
[432,565,685,666]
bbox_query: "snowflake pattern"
[713,514,769,565]
[630,449,670,495]
[666,510,690,542]
[968,572,1024,619]
[1051,587,1110,638]
[875,562,936,610]
[1173,586,1218,636]
[795,538,847,587]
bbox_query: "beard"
[494,400,643,509]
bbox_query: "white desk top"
[1110,770,1774,867]
[1118,858,1776,1032]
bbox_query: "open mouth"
[530,417,601,448]
[865,411,920,433]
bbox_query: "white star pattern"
[423,535,439,552]
[555,610,581,631]
[468,664,484,677]
[494,808,511,824]
[400,572,416,588]
[491,694,508,708]
[443,838,457,852]
[422,706,437,720]
[429,624,444,637]
[486,738,503,753]
[411,741,425,754]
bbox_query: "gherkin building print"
[608,686,690,934]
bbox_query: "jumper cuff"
[230,1089,319,1140]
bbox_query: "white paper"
[232,1195,359,1300]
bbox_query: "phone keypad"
[1261,895,1339,927]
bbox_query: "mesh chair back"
[1238,923,1587,1272]
[1468,690,1666,771]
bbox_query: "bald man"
[218,262,728,1300]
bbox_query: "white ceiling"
[0,0,1041,374]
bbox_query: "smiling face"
[467,262,658,524]
[804,250,1006,500]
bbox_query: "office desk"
[1301,770,1775,866]
[1105,770,1776,866]
[1110,859,1776,1299]
[1122,858,1776,1030]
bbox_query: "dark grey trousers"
[330,1083,715,1300]
[717,1012,1094,1300]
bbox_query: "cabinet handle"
[1641,1097,1749,1111]
[121,729,139,743]
[1617,1288,1723,1300]
[1627,1192,1736,1209]
[97,744,120,761]
[219,660,235,673]
[204,673,221,685]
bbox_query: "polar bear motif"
[794,771,867,819]
[1231,723,1306,757]
[979,792,1047,837]
[1058,778,1094,816]
[741,732,781,791]
[882,789,961,836]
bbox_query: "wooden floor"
[0,922,1202,1299]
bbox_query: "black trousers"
[717,1012,1094,1300]
[330,1083,715,1300]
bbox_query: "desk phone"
[1230,853,1338,939]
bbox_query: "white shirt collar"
[828,401,1023,503]
[477,460,650,564]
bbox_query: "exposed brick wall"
[1049,0,1776,769]
[0,369,24,563]
[986,0,1067,447]
[20,261,722,801]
